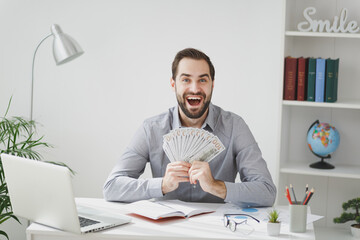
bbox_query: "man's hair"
[171,48,215,81]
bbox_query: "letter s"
[297,7,316,32]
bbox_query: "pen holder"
[289,203,307,233]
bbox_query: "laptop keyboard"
[79,216,100,227]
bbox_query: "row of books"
[283,57,339,102]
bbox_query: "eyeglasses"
[223,214,260,234]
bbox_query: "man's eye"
[200,79,207,82]
[182,79,190,83]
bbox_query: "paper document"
[125,200,214,220]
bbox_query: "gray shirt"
[103,103,276,207]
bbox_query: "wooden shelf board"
[280,162,360,179]
[285,31,360,39]
[283,99,360,110]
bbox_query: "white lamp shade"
[51,24,84,65]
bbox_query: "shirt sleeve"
[223,122,277,207]
[103,123,164,202]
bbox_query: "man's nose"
[189,82,200,93]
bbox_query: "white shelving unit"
[283,99,360,109]
[280,162,360,179]
[286,31,360,39]
[279,0,360,238]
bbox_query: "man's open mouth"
[186,96,202,106]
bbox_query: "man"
[103,48,276,207]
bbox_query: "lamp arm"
[30,33,53,122]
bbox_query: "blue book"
[315,58,326,102]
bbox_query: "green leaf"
[3,96,12,117]
[0,230,9,240]
[267,209,280,223]
[0,98,73,238]
[0,212,12,224]
[10,214,21,225]
[45,161,76,175]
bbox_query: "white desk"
[26,198,315,240]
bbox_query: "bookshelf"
[280,162,360,180]
[286,31,360,39]
[279,0,360,238]
[283,99,360,109]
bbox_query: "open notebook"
[125,199,214,220]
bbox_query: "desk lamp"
[30,24,84,122]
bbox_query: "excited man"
[103,48,276,207]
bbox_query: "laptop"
[1,153,131,234]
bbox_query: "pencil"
[304,192,313,205]
[285,192,292,205]
[305,184,309,193]
[304,189,314,205]
[303,188,314,205]
[302,191,308,204]
[286,186,292,204]
[290,184,297,203]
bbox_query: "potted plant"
[0,98,73,240]
[267,208,281,236]
[333,198,360,238]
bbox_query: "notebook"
[1,153,131,234]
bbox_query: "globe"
[307,120,340,169]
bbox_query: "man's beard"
[176,91,212,119]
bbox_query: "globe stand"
[309,153,335,169]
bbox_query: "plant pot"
[267,222,281,236]
[351,224,360,238]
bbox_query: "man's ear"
[170,77,175,91]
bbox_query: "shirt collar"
[172,106,182,129]
[171,103,216,132]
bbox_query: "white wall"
[0,0,284,238]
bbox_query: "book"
[334,58,340,102]
[125,200,214,220]
[283,57,298,100]
[315,58,326,102]
[325,58,339,102]
[307,58,316,101]
[297,57,308,101]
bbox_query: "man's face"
[171,58,214,119]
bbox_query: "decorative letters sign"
[297,7,360,33]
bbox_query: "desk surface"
[27,198,315,240]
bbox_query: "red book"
[297,57,308,101]
[283,57,298,100]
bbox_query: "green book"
[325,59,335,102]
[307,58,316,101]
[325,58,339,102]
[334,58,340,102]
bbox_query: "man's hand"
[188,161,227,199]
[162,161,191,194]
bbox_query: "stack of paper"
[163,128,225,163]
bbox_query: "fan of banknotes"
[162,128,225,163]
